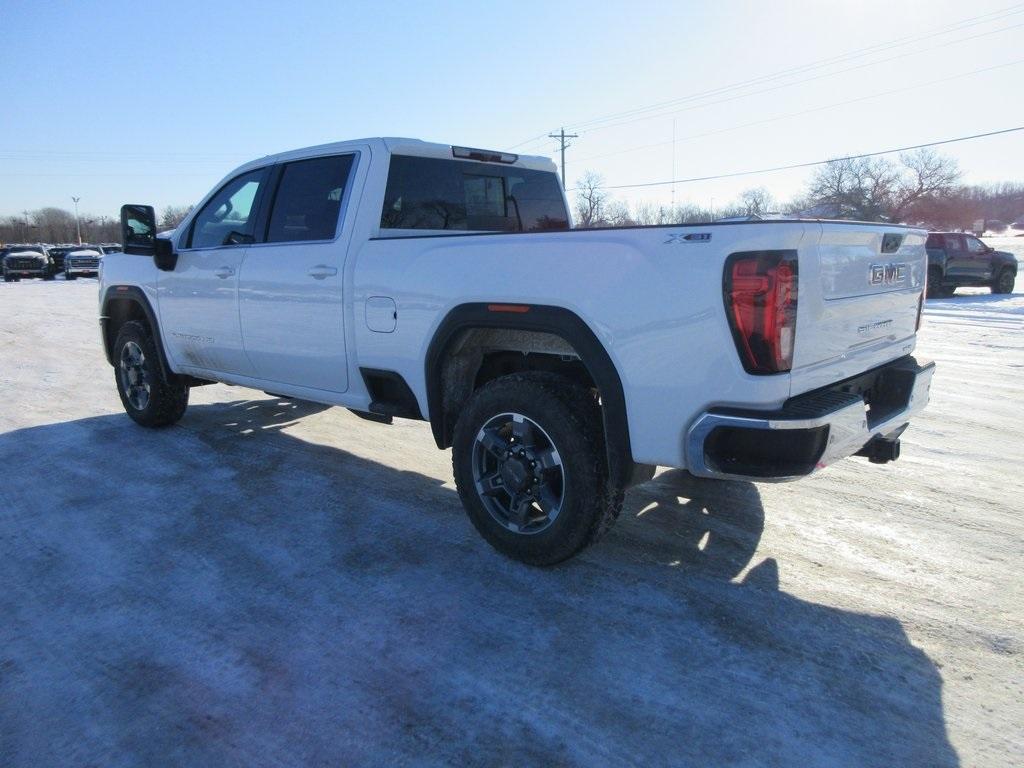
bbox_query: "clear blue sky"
[1,0,1022,219]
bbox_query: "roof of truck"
[239,137,557,174]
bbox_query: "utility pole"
[671,118,677,209]
[548,127,578,190]
[72,197,81,244]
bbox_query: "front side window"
[965,236,987,254]
[266,154,355,243]
[380,155,569,233]
[188,168,267,249]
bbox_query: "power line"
[564,7,1024,133]
[570,126,1023,192]
[504,3,1024,151]
[571,20,1024,137]
[572,58,1024,165]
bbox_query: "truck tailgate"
[790,224,927,395]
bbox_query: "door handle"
[214,266,235,279]
[308,265,338,280]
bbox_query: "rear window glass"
[380,155,569,233]
[267,154,355,243]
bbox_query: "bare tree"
[738,187,775,216]
[887,149,961,223]
[160,205,193,230]
[31,207,77,243]
[574,172,608,227]
[604,200,634,227]
[804,150,959,222]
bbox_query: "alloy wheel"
[471,412,565,534]
[119,341,151,410]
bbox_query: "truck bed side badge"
[664,233,712,244]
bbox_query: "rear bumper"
[686,355,935,481]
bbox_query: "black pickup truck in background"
[926,233,1017,298]
[1,245,58,282]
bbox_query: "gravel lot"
[1,273,1022,767]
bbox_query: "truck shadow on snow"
[0,397,958,767]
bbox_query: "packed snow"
[0,272,1021,766]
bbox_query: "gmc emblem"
[869,263,907,286]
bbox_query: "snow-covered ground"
[1,277,1022,767]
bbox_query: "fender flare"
[100,285,175,384]
[425,303,636,487]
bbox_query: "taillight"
[724,251,798,374]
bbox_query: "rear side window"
[944,234,963,251]
[266,154,355,243]
[926,234,943,249]
[380,155,569,233]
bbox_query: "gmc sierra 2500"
[100,137,934,564]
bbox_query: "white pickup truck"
[101,137,934,564]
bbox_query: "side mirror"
[120,203,177,271]
[121,204,157,255]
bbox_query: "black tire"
[113,320,189,428]
[992,267,1015,295]
[2,276,11,283]
[43,272,55,281]
[65,272,76,281]
[452,372,623,565]
[926,268,942,299]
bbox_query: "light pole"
[71,196,82,244]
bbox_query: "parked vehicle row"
[1,243,121,282]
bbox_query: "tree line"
[0,206,192,245]
[573,149,1024,232]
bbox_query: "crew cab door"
[158,167,270,376]
[237,153,358,393]
[942,233,972,279]
[964,235,994,281]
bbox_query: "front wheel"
[113,320,189,428]
[992,267,1016,295]
[65,272,76,281]
[452,372,623,565]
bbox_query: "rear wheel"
[992,267,1015,295]
[452,372,622,565]
[113,320,189,428]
